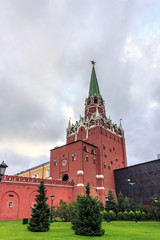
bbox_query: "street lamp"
[128,179,137,223]
[105,195,110,222]
[154,197,160,222]
[50,194,54,223]
[0,161,8,182]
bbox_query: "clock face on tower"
[62,160,67,166]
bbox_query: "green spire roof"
[89,63,101,98]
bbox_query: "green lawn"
[0,220,160,240]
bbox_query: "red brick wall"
[0,176,74,220]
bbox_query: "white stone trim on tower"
[77,170,84,175]
[77,183,84,187]
[96,174,104,179]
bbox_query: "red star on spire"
[91,60,96,66]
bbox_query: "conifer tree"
[123,196,130,212]
[105,189,117,213]
[71,184,104,236]
[28,181,50,232]
[118,192,124,212]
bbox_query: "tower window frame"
[91,149,96,155]
[85,154,88,162]
[72,154,76,161]
[54,159,58,166]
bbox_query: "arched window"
[83,146,88,152]
[85,154,88,162]
[72,154,76,161]
[92,157,96,164]
[94,97,98,104]
[91,149,95,155]
[61,174,69,182]
[108,164,111,170]
[36,172,39,178]
[54,159,57,166]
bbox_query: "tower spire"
[89,61,101,98]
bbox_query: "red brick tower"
[50,61,127,202]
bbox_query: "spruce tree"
[105,189,117,213]
[71,184,104,236]
[123,196,130,212]
[28,181,50,232]
[118,192,124,212]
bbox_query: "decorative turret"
[119,119,123,131]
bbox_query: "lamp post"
[128,179,137,223]
[0,161,8,182]
[50,194,54,223]
[154,197,160,222]
[105,195,110,223]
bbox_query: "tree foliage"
[71,184,104,236]
[105,189,117,213]
[123,196,130,212]
[56,200,74,222]
[118,192,124,212]
[27,181,50,232]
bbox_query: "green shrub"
[141,211,147,221]
[129,210,135,221]
[109,210,117,220]
[118,212,124,220]
[146,212,152,220]
[102,210,107,220]
[124,211,129,220]
[56,200,71,222]
[136,211,141,221]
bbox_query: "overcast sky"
[0,0,160,175]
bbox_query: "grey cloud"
[0,0,160,174]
